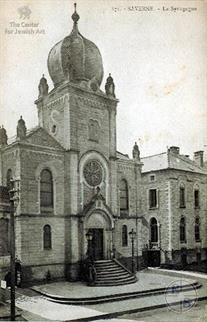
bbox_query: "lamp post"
[129,228,136,274]
[9,177,20,321]
[86,230,93,261]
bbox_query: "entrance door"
[91,229,104,260]
[147,250,161,267]
[181,253,187,267]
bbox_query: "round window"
[83,160,103,187]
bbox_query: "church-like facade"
[0,6,207,284]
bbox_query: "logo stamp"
[18,5,32,19]
[165,279,198,313]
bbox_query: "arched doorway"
[85,211,113,261]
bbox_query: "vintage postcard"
[0,0,207,321]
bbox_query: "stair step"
[94,260,112,263]
[94,279,137,286]
[92,259,136,286]
[95,263,118,268]
[96,267,124,272]
[96,271,128,277]
[97,274,130,280]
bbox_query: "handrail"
[113,258,134,276]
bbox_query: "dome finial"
[72,3,80,25]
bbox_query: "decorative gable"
[24,127,64,150]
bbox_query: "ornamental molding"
[21,149,63,159]
[45,94,69,111]
[118,164,134,172]
[73,94,108,110]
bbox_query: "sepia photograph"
[0,0,207,321]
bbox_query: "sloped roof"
[116,151,129,160]
[141,151,207,174]
[8,126,64,150]
[141,152,168,172]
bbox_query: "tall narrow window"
[6,169,12,191]
[194,190,200,208]
[149,189,157,209]
[180,217,186,243]
[150,217,158,243]
[40,169,53,208]
[0,218,9,256]
[179,185,185,208]
[43,225,52,249]
[122,225,128,247]
[119,179,129,213]
[195,217,200,242]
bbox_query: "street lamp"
[129,228,136,274]
[86,230,93,261]
[9,177,20,321]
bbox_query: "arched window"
[40,169,53,208]
[150,217,158,243]
[88,119,100,142]
[179,184,185,208]
[122,225,128,247]
[180,217,186,243]
[194,189,200,208]
[43,225,52,249]
[6,169,12,191]
[119,179,129,213]
[195,217,200,242]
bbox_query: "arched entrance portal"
[85,211,114,260]
[88,228,104,260]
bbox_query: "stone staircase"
[93,259,137,286]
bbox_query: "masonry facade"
[0,7,206,283]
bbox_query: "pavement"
[0,302,24,321]
[11,269,207,321]
[31,271,197,300]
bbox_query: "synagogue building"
[0,6,206,284]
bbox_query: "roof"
[116,151,129,160]
[141,152,168,172]
[141,151,207,174]
[7,126,64,150]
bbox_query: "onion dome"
[48,3,104,87]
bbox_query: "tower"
[34,4,119,278]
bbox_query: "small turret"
[132,142,140,161]
[105,73,115,98]
[0,126,8,147]
[16,116,27,140]
[38,74,49,98]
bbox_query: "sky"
[0,0,207,159]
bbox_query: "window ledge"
[149,207,158,210]
[179,206,186,209]
[40,207,54,213]
[180,241,187,244]
[195,240,201,243]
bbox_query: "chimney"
[194,151,204,167]
[169,146,180,155]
